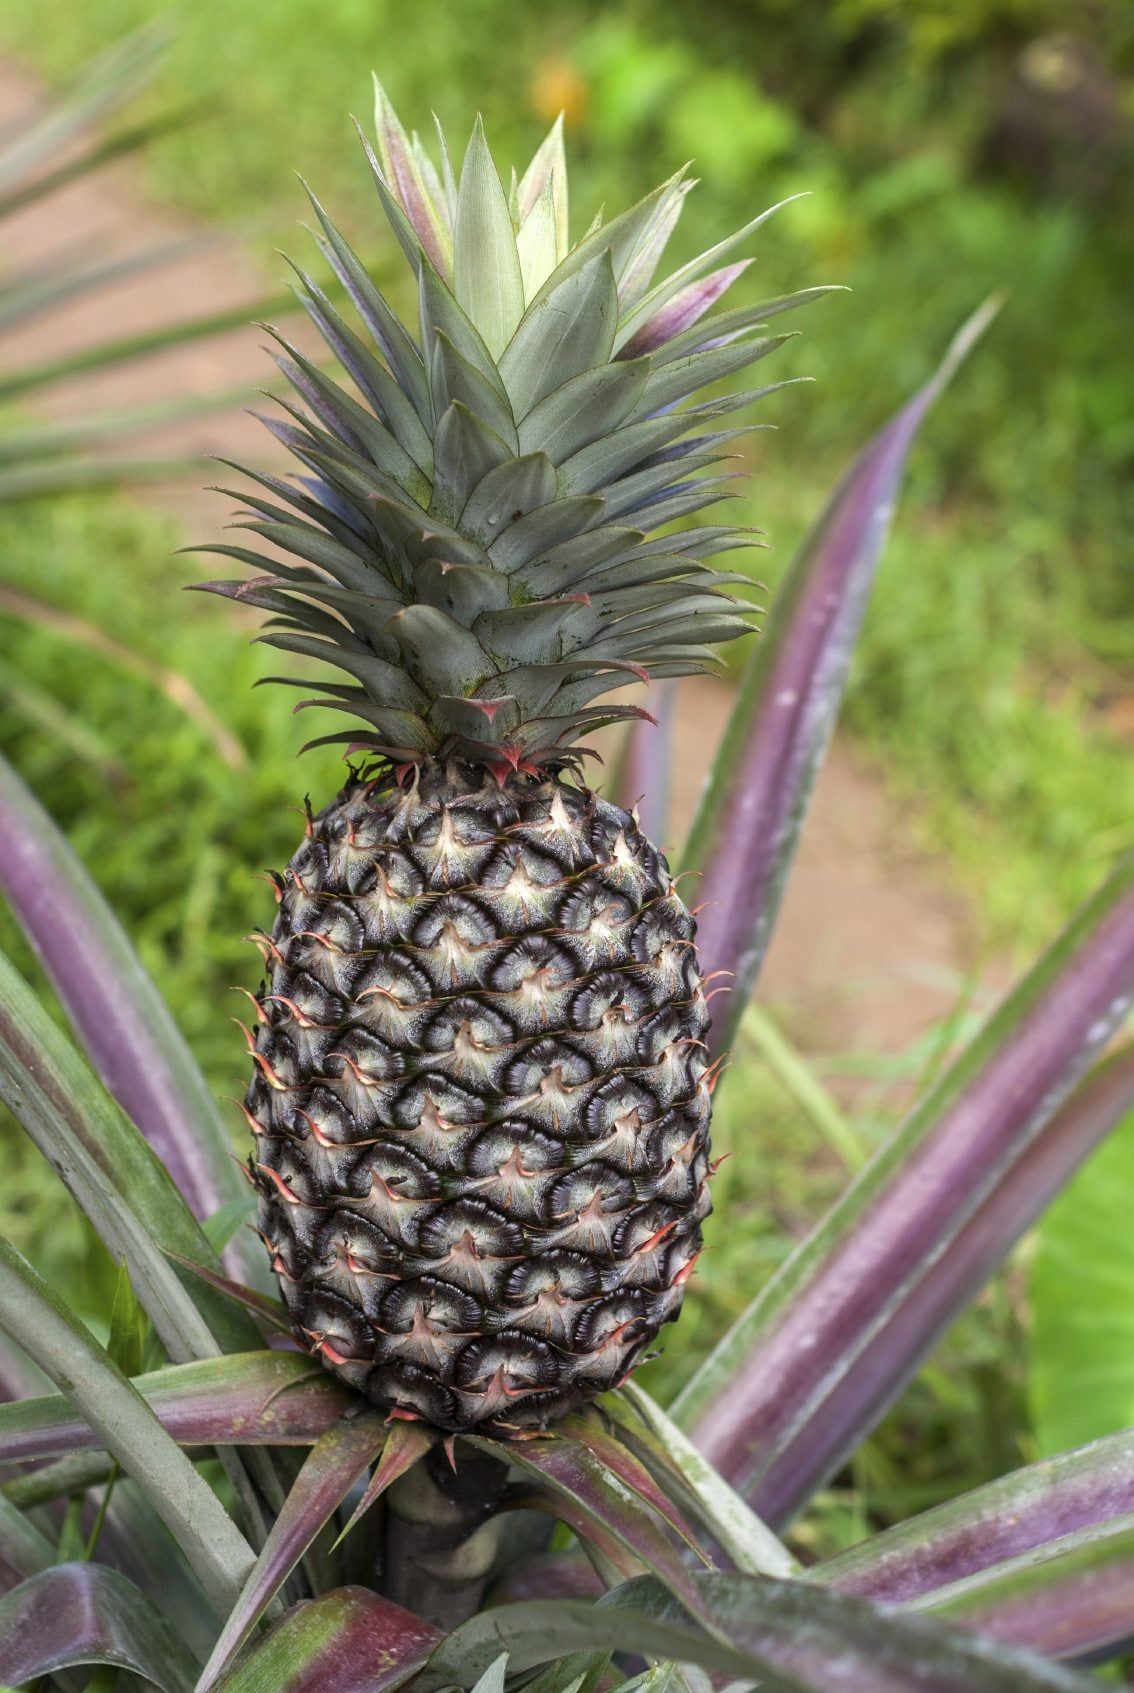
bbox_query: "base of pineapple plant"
[382,1441,511,1627]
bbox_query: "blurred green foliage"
[1030,1104,1134,1457]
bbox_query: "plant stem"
[381,1442,508,1629]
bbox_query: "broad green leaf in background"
[1030,1105,1134,1454]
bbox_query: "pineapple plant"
[1,69,1134,1693]
[201,89,827,1434]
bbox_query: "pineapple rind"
[249,763,711,1433]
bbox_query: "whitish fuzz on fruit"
[201,84,822,1432]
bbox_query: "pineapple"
[202,88,821,1435]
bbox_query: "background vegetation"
[1,0,1131,1558]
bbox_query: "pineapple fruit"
[202,88,821,1435]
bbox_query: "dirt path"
[0,57,998,1096]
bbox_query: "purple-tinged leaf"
[0,1337,45,1405]
[610,684,675,846]
[559,1409,710,1560]
[684,301,1000,1055]
[333,1419,436,1546]
[372,79,453,276]
[0,1562,199,1693]
[420,1572,1098,1693]
[491,1551,604,1605]
[0,754,256,1279]
[507,1482,644,1585]
[88,1471,221,1663]
[0,1491,56,1585]
[470,1431,719,1633]
[198,1412,388,1690]
[916,1513,1134,1664]
[0,1240,254,1613]
[608,1383,799,1578]
[619,261,751,357]
[747,1046,1134,1529]
[165,1252,291,1333]
[0,946,259,1361]
[671,1573,1104,1692]
[212,1584,440,1693]
[818,1421,1134,1605]
[675,855,1134,1520]
[613,195,805,356]
[616,179,690,309]
[0,1349,353,1463]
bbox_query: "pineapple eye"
[568,971,649,1030]
[489,935,576,992]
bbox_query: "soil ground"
[0,58,1003,1094]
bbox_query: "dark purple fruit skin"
[247,761,712,1436]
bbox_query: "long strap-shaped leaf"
[3,1450,115,1508]
[0,1490,56,1583]
[915,1512,1134,1664]
[211,1585,440,1693]
[0,24,166,191]
[746,1044,1134,1527]
[816,1420,1134,1605]
[558,1410,713,1560]
[673,853,1134,1519]
[0,755,250,1250]
[197,1412,388,1689]
[684,300,999,1054]
[0,1562,199,1693]
[0,1349,353,1463]
[0,1240,254,1613]
[610,1383,799,1579]
[469,1431,719,1633]
[333,1419,436,1545]
[610,682,676,846]
[0,946,259,1362]
[419,1571,1099,1693]
[0,293,296,402]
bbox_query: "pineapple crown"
[197,82,832,777]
